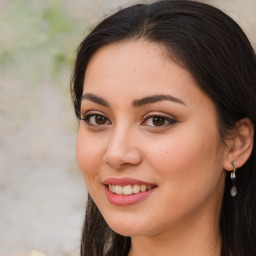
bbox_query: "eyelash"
[80,112,111,126]
[142,114,177,127]
[80,112,177,128]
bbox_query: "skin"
[76,40,232,256]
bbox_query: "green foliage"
[0,0,88,85]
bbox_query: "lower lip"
[105,186,156,206]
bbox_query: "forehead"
[84,40,167,81]
[84,40,189,91]
[82,40,214,111]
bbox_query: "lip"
[103,177,157,206]
[103,177,156,186]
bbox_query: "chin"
[105,217,152,237]
[110,226,144,237]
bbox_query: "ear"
[223,118,254,171]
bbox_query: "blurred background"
[0,0,255,255]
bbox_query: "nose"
[103,126,142,170]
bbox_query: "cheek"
[143,131,224,227]
[76,130,104,182]
[146,124,222,192]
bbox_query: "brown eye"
[142,114,177,127]
[82,113,111,126]
[95,115,107,125]
[152,116,165,126]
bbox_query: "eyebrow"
[81,93,110,107]
[81,93,186,108]
[132,94,186,107]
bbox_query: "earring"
[230,162,237,197]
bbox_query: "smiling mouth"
[108,184,155,195]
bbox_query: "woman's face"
[76,40,227,237]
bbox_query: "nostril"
[103,147,142,169]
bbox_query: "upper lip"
[103,177,157,186]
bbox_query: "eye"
[142,114,176,127]
[81,113,111,126]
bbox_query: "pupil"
[96,115,106,124]
[153,116,165,126]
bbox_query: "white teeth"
[123,185,133,195]
[141,185,146,192]
[115,185,123,195]
[132,185,141,193]
[108,184,154,195]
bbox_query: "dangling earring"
[230,161,237,197]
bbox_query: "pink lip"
[103,177,156,186]
[103,177,157,206]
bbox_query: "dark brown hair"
[71,1,256,255]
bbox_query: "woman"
[71,1,256,255]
